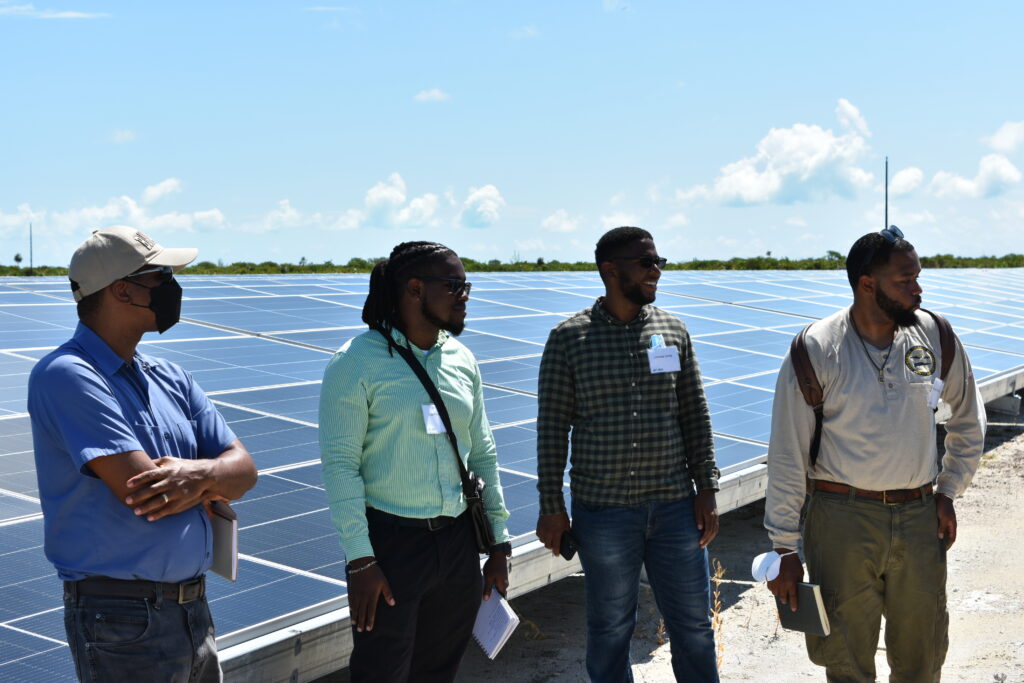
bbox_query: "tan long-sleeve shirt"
[765,307,986,550]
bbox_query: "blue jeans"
[64,586,221,683]
[572,497,719,683]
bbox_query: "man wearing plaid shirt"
[535,227,721,683]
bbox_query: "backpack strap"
[789,309,957,469]
[920,308,955,381]
[790,324,824,469]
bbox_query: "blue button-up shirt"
[28,323,237,582]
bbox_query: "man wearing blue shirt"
[28,226,258,682]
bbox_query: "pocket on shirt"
[132,421,198,460]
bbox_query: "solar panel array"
[2,268,1023,680]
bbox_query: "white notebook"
[209,500,238,582]
[472,588,519,659]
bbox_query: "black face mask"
[127,278,183,333]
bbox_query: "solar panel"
[1,268,1022,681]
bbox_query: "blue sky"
[2,1,1022,267]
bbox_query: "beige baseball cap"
[68,226,198,302]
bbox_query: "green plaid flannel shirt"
[537,299,719,514]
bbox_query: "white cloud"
[930,154,1023,198]
[665,213,688,228]
[835,98,870,138]
[609,192,626,207]
[413,88,449,103]
[304,5,356,11]
[0,193,224,248]
[510,25,539,39]
[142,178,182,204]
[359,173,441,229]
[984,121,1024,153]
[264,199,305,230]
[541,209,580,233]
[889,167,923,196]
[111,129,136,143]
[0,3,108,18]
[459,185,505,228]
[785,217,807,227]
[600,211,638,229]
[676,98,873,205]
[396,193,440,226]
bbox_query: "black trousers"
[348,510,483,683]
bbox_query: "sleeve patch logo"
[905,345,936,376]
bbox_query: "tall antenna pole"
[884,157,889,230]
[29,222,34,275]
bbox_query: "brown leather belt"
[64,575,205,604]
[813,480,933,504]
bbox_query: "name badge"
[422,404,446,434]
[647,346,681,374]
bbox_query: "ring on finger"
[161,493,170,505]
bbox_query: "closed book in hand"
[775,582,830,637]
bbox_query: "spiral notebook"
[472,588,520,659]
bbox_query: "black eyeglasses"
[417,275,472,297]
[858,225,906,278]
[613,256,668,270]
[122,265,174,285]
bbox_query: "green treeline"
[2,252,1022,277]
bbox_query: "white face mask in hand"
[751,550,799,582]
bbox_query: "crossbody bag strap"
[381,330,475,496]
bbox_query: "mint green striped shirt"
[319,327,511,562]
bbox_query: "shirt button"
[631,382,636,387]
[888,383,894,388]
[633,411,637,416]
[630,471,636,476]
[632,442,637,448]
[163,433,171,440]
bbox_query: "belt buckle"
[425,517,442,531]
[882,490,893,505]
[177,580,200,604]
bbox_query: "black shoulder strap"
[790,325,824,468]
[920,308,956,381]
[380,329,476,497]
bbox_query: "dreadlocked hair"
[361,241,456,355]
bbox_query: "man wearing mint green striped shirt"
[320,241,511,682]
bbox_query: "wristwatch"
[489,542,512,557]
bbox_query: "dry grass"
[710,557,727,671]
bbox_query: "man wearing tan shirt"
[764,227,986,683]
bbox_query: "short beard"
[421,298,464,336]
[875,287,919,328]
[620,273,656,307]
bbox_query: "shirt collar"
[592,297,651,326]
[385,325,450,352]
[72,323,160,376]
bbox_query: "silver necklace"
[851,317,895,384]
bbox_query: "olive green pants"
[803,490,948,683]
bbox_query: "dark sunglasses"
[417,275,472,296]
[122,265,174,285]
[613,256,668,270]
[858,225,906,277]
